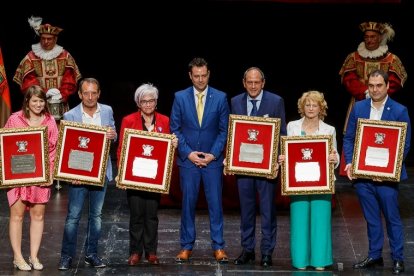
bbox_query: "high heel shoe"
[13,259,31,271]
[29,256,44,270]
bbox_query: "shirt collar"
[81,103,101,116]
[370,95,388,109]
[247,90,263,101]
[193,86,208,96]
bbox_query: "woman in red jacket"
[117,83,176,266]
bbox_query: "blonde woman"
[279,91,339,270]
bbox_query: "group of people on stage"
[1,16,410,275]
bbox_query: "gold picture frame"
[280,135,334,195]
[225,114,281,179]
[0,126,49,188]
[117,129,176,194]
[352,119,407,182]
[54,120,111,186]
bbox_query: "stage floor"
[1,172,414,276]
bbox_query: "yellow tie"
[196,93,204,125]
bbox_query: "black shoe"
[58,256,72,271]
[85,255,106,268]
[260,255,272,267]
[234,251,255,265]
[353,257,384,269]
[392,260,404,274]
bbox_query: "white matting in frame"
[281,135,334,195]
[352,118,407,182]
[54,120,111,186]
[0,126,49,188]
[117,128,176,194]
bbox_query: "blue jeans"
[60,179,108,258]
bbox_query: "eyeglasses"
[140,99,156,105]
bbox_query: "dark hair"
[188,57,208,72]
[22,85,49,118]
[243,67,265,81]
[368,69,389,84]
[78,77,101,93]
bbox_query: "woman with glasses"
[117,83,177,266]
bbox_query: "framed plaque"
[0,126,49,188]
[351,119,407,182]
[225,114,280,178]
[117,129,176,194]
[281,135,334,195]
[54,120,111,186]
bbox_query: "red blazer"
[116,111,170,166]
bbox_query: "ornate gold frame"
[225,114,280,179]
[116,129,176,194]
[352,119,407,182]
[54,120,111,186]
[0,126,49,188]
[280,135,334,195]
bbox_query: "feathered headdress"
[381,23,395,45]
[359,21,395,46]
[28,16,43,36]
[27,16,63,36]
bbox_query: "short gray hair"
[134,83,159,105]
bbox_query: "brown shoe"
[175,249,192,263]
[128,253,141,266]
[146,254,160,265]
[214,249,228,263]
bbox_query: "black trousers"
[126,190,161,255]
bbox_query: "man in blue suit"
[344,69,411,275]
[58,78,117,270]
[170,57,230,263]
[231,67,286,267]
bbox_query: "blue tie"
[250,99,258,116]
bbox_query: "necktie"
[250,99,258,116]
[196,93,204,125]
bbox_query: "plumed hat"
[359,21,395,45]
[28,16,63,36]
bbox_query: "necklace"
[29,114,44,122]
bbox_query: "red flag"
[0,47,11,127]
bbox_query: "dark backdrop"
[1,0,413,164]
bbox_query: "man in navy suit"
[170,57,230,263]
[231,67,286,267]
[58,78,117,270]
[344,69,411,275]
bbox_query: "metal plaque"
[11,154,36,174]
[68,149,94,172]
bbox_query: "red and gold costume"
[339,22,407,132]
[338,21,407,175]
[339,50,407,101]
[13,48,81,102]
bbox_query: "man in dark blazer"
[231,67,286,267]
[344,69,411,275]
[170,57,230,263]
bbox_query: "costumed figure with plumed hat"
[13,16,81,121]
[338,21,407,175]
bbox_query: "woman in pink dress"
[4,85,58,271]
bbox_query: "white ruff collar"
[32,43,64,60]
[357,42,388,59]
